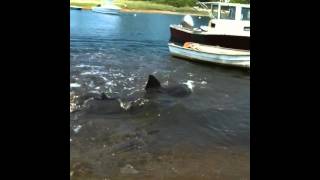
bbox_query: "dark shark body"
[84,93,123,115]
[145,75,191,97]
[71,75,191,116]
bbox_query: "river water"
[70,10,250,180]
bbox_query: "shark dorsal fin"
[145,75,161,90]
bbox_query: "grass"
[114,0,208,15]
[70,0,208,16]
[114,0,176,11]
[70,0,100,8]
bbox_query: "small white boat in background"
[70,6,82,10]
[92,0,121,15]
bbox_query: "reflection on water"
[71,10,250,180]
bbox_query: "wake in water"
[70,75,193,114]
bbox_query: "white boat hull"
[168,43,250,68]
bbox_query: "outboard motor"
[181,15,194,30]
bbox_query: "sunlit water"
[70,10,250,180]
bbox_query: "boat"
[70,6,82,10]
[92,0,121,15]
[168,42,249,68]
[168,1,250,68]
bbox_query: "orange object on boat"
[183,42,192,48]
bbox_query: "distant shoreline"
[70,7,208,17]
[70,0,209,17]
[120,9,208,17]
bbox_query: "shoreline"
[70,0,209,17]
[120,8,208,16]
[70,7,208,17]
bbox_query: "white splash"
[128,77,134,81]
[113,73,125,78]
[70,83,81,88]
[200,81,207,85]
[106,81,115,86]
[70,94,80,112]
[123,87,135,91]
[81,71,107,75]
[76,64,102,68]
[70,102,80,112]
[118,99,132,111]
[101,76,108,81]
[183,80,195,91]
[73,125,82,134]
[138,99,149,106]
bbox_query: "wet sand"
[71,143,249,180]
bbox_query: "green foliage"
[230,0,250,4]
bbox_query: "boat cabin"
[198,2,250,36]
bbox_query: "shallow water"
[70,10,250,180]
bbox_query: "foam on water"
[73,125,82,133]
[123,87,135,91]
[201,81,207,85]
[113,73,125,78]
[76,64,103,68]
[81,70,108,75]
[128,77,134,81]
[118,99,133,111]
[106,81,116,87]
[183,80,195,91]
[163,81,169,86]
[70,83,81,88]
[101,76,108,81]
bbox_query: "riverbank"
[70,0,209,16]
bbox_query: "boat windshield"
[241,7,250,21]
[220,5,236,20]
[211,5,219,19]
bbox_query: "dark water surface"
[70,10,250,180]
